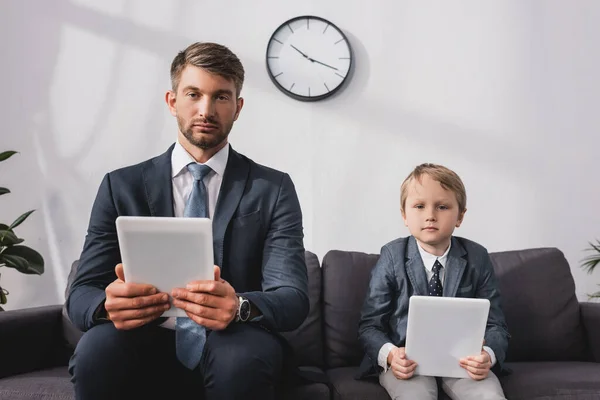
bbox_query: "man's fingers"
[115,263,125,281]
[105,293,169,312]
[171,290,228,309]
[185,312,229,331]
[113,313,163,331]
[110,303,170,321]
[172,298,229,320]
[108,281,159,298]
[213,265,221,281]
[183,280,229,296]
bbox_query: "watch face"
[239,299,251,321]
[266,16,353,101]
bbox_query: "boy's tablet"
[405,296,490,378]
[115,216,214,317]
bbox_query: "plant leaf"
[0,224,13,232]
[2,245,44,274]
[9,210,35,230]
[1,254,37,274]
[0,230,24,246]
[0,188,9,196]
[0,151,18,162]
[582,240,600,274]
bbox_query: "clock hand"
[290,44,309,59]
[308,58,339,71]
[290,44,339,71]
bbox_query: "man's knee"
[202,324,283,392]
[70,323,164,381]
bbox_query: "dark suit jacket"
[66,144,309,334]
[357,235,510,378]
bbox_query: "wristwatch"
[235,296,251,323]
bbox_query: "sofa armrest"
[581,302,600,362]
[0,305,70,378]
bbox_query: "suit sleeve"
[66,173,121,331]
[240,173,309,332]
[358,246,397,370]
[477,251,510,370]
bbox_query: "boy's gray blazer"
[357,235,510,378]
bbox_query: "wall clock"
[266,16,353,101]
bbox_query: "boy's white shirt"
[377,240,497,372]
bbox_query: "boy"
[358,163,509,400]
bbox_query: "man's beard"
[178,116,232,150]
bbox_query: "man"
[66,42,309,400]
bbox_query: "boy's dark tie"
[176,163,212,369]
[428,260,443,296]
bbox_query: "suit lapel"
[212,147,249,267]
[405,236,430,296]
[142,144,175,218]
[443,236,467,297]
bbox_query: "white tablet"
[405,296,490,378]
[115,216,214,317]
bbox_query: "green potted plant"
[0,150,45,310]
[582,239,600,299]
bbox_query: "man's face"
[167,65,243,150]
[402,174,465,255]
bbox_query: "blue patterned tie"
[428,260,443,297]
[176,163,212,369]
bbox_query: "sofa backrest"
[490,247,588,362]
[283,251,325,368]
[319,246,589,369]
[321,250,380,369]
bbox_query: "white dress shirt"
[377,241,496,372]
[161,141,229,329]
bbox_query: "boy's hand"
[388,346,418,380]
[459,349,492,380]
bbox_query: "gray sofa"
[1,247,599,400]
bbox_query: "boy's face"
[402,174,465,256]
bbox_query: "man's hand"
[172,266,238,331]
[388,347,418,380]
[104,263,170,330]
[459,349,492,380]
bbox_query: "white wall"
[1,0,599,310]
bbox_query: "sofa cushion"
[490,248,588,362]
[0,366,74,399]
[327,367,389,400]
[0,366,330,400]
[284,382,330,400]
[283,251,325,367]
[501,361,600,399]
[322,250,379,368]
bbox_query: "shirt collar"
[172,141,229,178]
[417,239,451,272]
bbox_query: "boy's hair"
[400,163,467,214]
[170,42,245,96]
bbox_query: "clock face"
[266,16,353,101]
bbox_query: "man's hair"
[400,163,467,214]
[170,42,245,96]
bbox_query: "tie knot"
[187,163,212,181]
[432,260,443,274]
